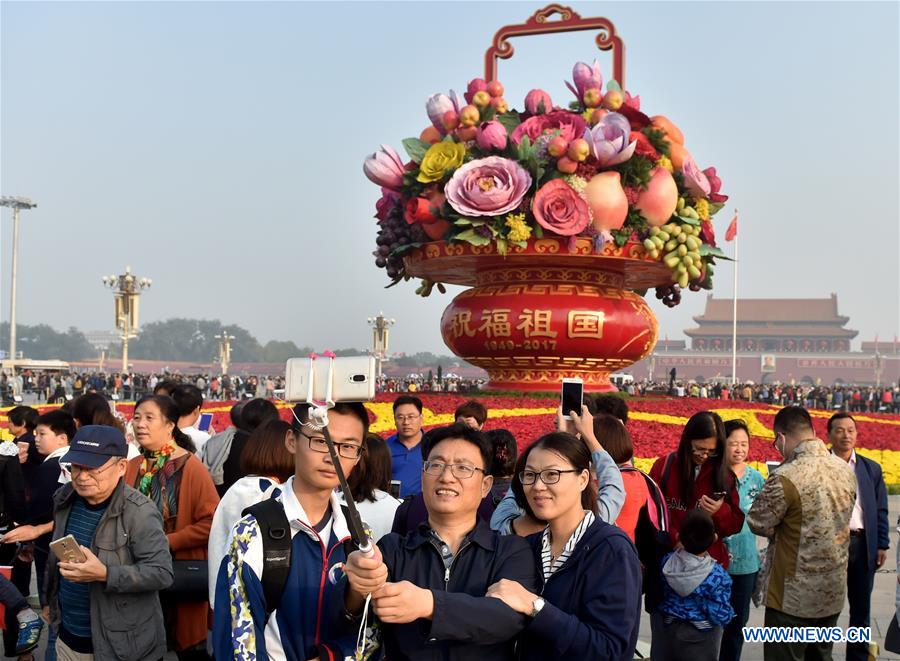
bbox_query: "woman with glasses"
[647,411,744,659]
[125,395,219,661]
[486,431,641,660]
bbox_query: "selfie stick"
[304,352,374,559]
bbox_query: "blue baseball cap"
[61,425,128,468]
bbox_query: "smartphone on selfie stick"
[561,378,584,420]
[292,353,376,561]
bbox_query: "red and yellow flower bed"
[4,395,899,482]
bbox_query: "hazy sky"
[1,1,898,355]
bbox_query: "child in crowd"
[657,510,734,661]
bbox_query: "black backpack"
[243,498,356,619]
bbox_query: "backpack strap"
[243,498,292,619]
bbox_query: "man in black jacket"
[345,423,538,660]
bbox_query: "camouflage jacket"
[747,438,856,618]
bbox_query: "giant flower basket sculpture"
[364,5,730,392]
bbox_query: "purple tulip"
[363,144,405,191]
[476,121,508,151]
[584,112,636,168]
[524,89,553,115]
[445,156,532,217]
[426,91,463,134]
[565,60,602,100]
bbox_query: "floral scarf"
[137,443,176,497]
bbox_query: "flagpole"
[731,209,739,386]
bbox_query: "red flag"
[725,214,738,241]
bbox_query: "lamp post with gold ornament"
[367,312,395,381]
[102,267,152,373]
[215,331,235,376]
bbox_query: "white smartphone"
[560,378,584,420]
[284,356,377,403]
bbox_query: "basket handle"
[484,4,625,87]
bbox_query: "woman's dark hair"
[171,384,204,418]
[724,419,750,439]
[593,414,633,465]
[677,411,728,505]
[239,419,294,483]
[153,379,178,397]
[511,451,538,521]
[592,394,629,425]
[454,400,488,426]
[518,431,597,514]
[424,423,492,474]
[7,406,39,432]
[240,398,279,433]
[350,433,393,503]
[134,395,196,453]
[71,393,124,432]
[486,429,517,478]
[229,401,246,428]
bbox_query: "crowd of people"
[624,376,900,413]
[0,385,891,661]
[0,371,285,405]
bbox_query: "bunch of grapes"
[654,284,682,308]
[642,221,704,289]
[373,203,428,281]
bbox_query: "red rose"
[630,131,659,161]
[404,191,445,225]
[511,111,587,146]
[532,179,590,236]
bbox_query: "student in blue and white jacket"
[212,403,369,661]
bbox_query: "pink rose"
[445,157,532,217]
[511,110,587,145]
[531,179,590,236]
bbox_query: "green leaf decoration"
[699,244,734,261]
[641,127,670,156]
[708,202,725,216]
[453,218,473,226]
[401,138,431,163]
[533,224,544,239]
[614,154,654,190]
[454,228,492,246]
[497,238,508,256]
[496,111,522,134]
[607,80,622,93]
[677,215,701,226]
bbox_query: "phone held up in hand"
[49,535,87,563]
[711,491,727,501]
[560,378,584,420]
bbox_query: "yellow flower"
[417,142,466,183]
[656,155,673,172]
[505,213,532,242]
[563,175,588,195]
[695,198,710,220]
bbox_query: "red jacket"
[649,452,744,568]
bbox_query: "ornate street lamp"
[1,196,37,371]
[102,267,151,373]
[367,313,396,380]
[215,331,236,375]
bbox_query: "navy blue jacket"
[519,519,642,661]
[378,519,538,661]
[854,453,890,569]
